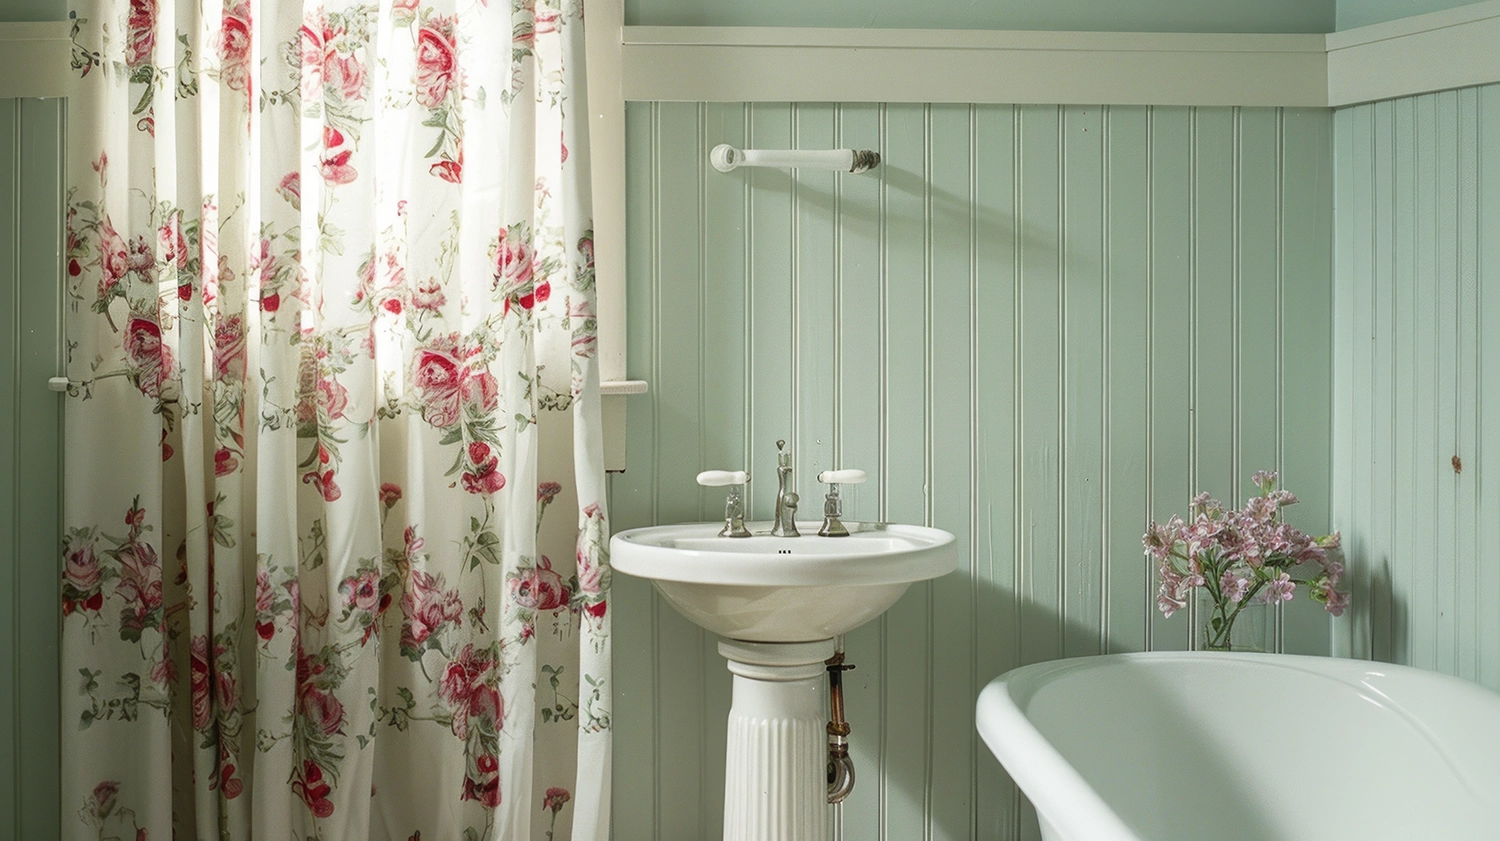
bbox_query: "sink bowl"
[610,521,958,642]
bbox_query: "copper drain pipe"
[826,649,856,804]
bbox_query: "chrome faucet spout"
[772,439,800,537]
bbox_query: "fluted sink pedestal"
[719,638,836,841]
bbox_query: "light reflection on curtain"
[59,0,611,837]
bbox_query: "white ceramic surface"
[976,652,1500,841]
[610,521,957,642]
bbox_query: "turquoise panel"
[616,100,1336,840]
[1332,82,1500,685]
[1336,0,1488,29]
[0,96,63,841]
[626,0,1336,33]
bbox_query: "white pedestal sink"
[610,521,957,841]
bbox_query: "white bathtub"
[976,652,1500,841]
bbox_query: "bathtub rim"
[975,650,1500,841]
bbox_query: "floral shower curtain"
[59,0,610,837]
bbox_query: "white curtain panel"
[59,0,611,837]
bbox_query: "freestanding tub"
[976,652,1500,841]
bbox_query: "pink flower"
[255,569,277,640]
[158,214,187,269]
[293,759,335,818]
[149,644,175,686]
[215,315,246,380]
[303,469,341,502]
[339,569,381,613]
[576,548,604,595]
[463,759,501,808]
[216,670,239,711]
[319,126,357,185]
[1321,583,1350,617]
[431,151,462,183]
[538,482,562,503]
[392,0,419,24]
[98,218,129,299]
[189,634,213,730]
[216,4,253,94]
[411,348,464,427]
[412,280,445,311]
[493,226,534,295]
[511,556,570,611]
[543,786,570,813]
[88,780,120,820]
[400,568,463,651]
[462,370,498,415]
[379,482,402,508]
[1219,569,1251,603]
[299,684,345,736]
[116,540,163,633]
[461,442,505,495]
[123,317,174,399]
[277,171,301,209]
[318,375,349,420]
[438,644,503,740]
[125,0,157,69]
[1261,572,1296,604]
[330,53,366,101]
[64,541,101,593]
[213,446,239,476]
[414,18,458,108]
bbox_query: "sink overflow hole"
[777,549,792,555]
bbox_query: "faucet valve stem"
[772,440,800,537]
[816,469,867,537]
[697,470,752,538]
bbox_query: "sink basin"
[610,521,957,642]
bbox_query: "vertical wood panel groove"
[1332,82,1500,693]
[619,97,1336,841]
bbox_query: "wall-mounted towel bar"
[709,144,880,174]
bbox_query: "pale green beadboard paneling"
[0,0,66,22]
[614,101,1335,841]
[1332,82,1500,689]
[0,96,64,841]
[1335,0,1491,29]
[627,0,1336,33]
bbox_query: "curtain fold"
[59,0,611,837]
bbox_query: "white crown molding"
[0,22,73,99]
[621,26,1331,106]
[1326,0,1500,106]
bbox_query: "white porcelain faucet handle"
[817,469,867,485]
[698,470,750,487]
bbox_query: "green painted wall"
[626,0,1337,32]
[1331,83,1500,685]
[0,0,66,23]
[0,96,63,841]
[1336,0,1490,30]
[612,101,1335,840]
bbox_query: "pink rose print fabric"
[60,0,610,838]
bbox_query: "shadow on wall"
[772,162,1085,278]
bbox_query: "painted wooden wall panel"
[615,101,1335,840]
[0,96,64,841]
[1332,82,1500,686]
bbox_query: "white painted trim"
[1326,0,1500,106]
[586,0,627,385]
[622,26,1331,106]
[0,22,73,99]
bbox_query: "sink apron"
[719,639,835,841]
